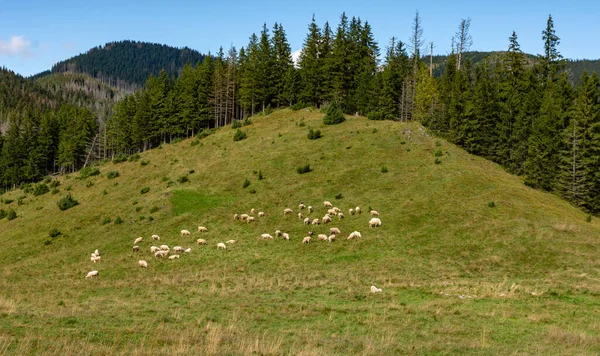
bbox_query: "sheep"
[258,211,266,217]
[85,270,99,279]
[370,285,383,293]
[196,239,207,245]
[330,227,341,235]
[333,207,341,214]
[324,201,333,208]
[250,208,255,214]
[275,230,282,237]
[138,260,148,268]
[155,250,168,258]
[198,226,208,232]
[298,212,303,219]
[184,248,192,253]
[90,256,101,263]
[355,206,361,214]
[234,213,239,220]
[369,218,382,228]
[261,233,274,240]
[338,212,345,220]
[169,255,180,260]
[307,231,315,236]
[308,206,313,214]
[94,249,99,256]
[348,231,362,240]
[328,208,337,216]
[240,214,249,221]
[173,246,185,253]
[311,218,320,225]
[152,234,160,240]
[322,214,332,224]
[132,245,140,252]
[302,236,312,244]
[159,245,170,251]
[328,235,336,242]
[284,208,294,215]
[318,234,328,241]
[370,210,379,217]
[150,246,160,253]
[281,233,290,241]
[299,203,306,210]
[304,217,310,225]
[134,237,143,245]
[217,242,227,250]
[226,240,236,244]
[181,229,191,237]
[349,208,355,215]
[247,216,256,223]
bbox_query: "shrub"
[434,158,441,165]
[232,120,242,129]
[49,180,60,188]
[335,193,343,200]
[49,228,61,238]
[233,129,247,142]
[0,209,5,219]
[243,178,251,188]
[177,175,189,183]
[80,166,100,179]
[435,140,442,147]
[323,102,345,125]
[51,188,60,195]
[102,190,108,196]
[148,216,154,221]
[291,102,310,111]
[107,171,120,179]
[140,187,150,194]
[44,177,52,184]
[132,200,138,205]
[243,118,252,126]
[586,214,592,222]
[101,217,112,225]
[190,139,200,147]
[135,206,142,212]
[248,188,257,194]
[372,128,378,134]
[166,181,175,188]
[86,181,94,188]
[258,170,264,180]
[188,170,195,174]
[20,183,32,193]
[307,129,322,140]
[65,185,72,191]
[381,166,389,173]
[112,153,129,163]
[7,209,17,220]
[114,216,123,225]
[367,111,384,121]
[57,194,79,211]
[3,198,14,204]
[161,177,169,182]
[297,118,306,127]
[488,201,496,208]
[44,239,52,246]
[128,153,141,162]
[171,138,182,144]
[197,128,216,139]
[141,160,150,166]
[297,164,312,174]
[150,206,159,214]
[17,197,24,206]
[434,149,443,157]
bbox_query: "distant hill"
[35,40,206,90]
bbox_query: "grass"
[0,108,599,354]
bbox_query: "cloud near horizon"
[0,35,33,57]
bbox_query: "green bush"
[243,118,252,126]
[297,118,306,127]
[51,188,60,195]
[434,149,443,157]
[57,194,79,211]
[17,197,24,206]
[135,206,142,212]
[86,181,94,188]
[20,183,32,193]
[335,193,343,200]
[102,190,108,196]
[190,139,200,147]
[65,185,72,191]
[323,102,346,125]
[434,158,441,165]
[233,129,247,142]
[141,160,150,166]
[196,128,216,139]
[6,209,17,220]
[307,129,322,140]
[188,169,195,174]
[367,111,384,121]
[258,170,264,180]
[140,187,150,194]
[232,120,243,129]
[291,102,310,111]
[243,178,251,188]
[248,188,257,194]
[49,180,60,188]
[128,153,141,162]
[381,166,389,173]
[2,198,14,204]
[101,217,112,225]
[112,153,129,163]
[148,216,154,221]
[49,228,61,238]
[297,164,312,174]
[488,201,496,208]
[177,175,189,183]
[0,209,6,219]
[586,214,592,222]
[150,206,159,214]
[44,177,52,184]
[114,216,123,225]
[171,138,183,144]
[107,171,120,179]
[80,166,100,178]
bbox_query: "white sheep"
[198,226,208,232]
[275,230,282,237]
[226,240,236,244]
[299,203,306,210]
[184,248,192,253]
[328,208,337,216]
[85,270,99,279]
[369,218,382,228]
[284,208,294,215]
[250,208,255,214]
[282,233,290,240]
[330,227,341,235]
[311,218,320,225]
[94,249,99,256]
[258,211,266,217]
[247,216,256,223]
[322,214,332,224]
[138,260,148,268]
[304,217,310,225]
[197,239,207,245]
[324,201,333,208]
[349,208,355,215]
[348,231,362,240]
[155,250,168,258]
[308,206,313,214]
[234,213,239,220]
[370,210,379,217]
[370,285,382,293]
[150,246,160,253]
[159,245,170,251]
[318,234,328,241]
[217,242,227,250]
[261,233,274,240]
[181,229,191,236]
[355,206,361,214]
[298,212,303,219]
[337,212,345,220]
[169,255,180,260]
[333,207,341,213]
[240,214,249,221]
[134,237,143,245]
[152,234,160,240]
[302,236,312,244]
[132,245,140,252]
[328,235,336,242]
[90,256,101,263]
[173,246,184,253]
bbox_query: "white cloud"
[0,36,33,57]
[291,49,302,68]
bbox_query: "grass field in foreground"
[0,108,599,355]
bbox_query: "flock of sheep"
[85,200,383,293]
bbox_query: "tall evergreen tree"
[271,23,293,107]
[298,15,323,107]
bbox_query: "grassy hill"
[1,109,599,354]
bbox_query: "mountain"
[35,40,206,90]
[1,109,598,354]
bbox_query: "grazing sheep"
[369,218,382,228]
[250,208,255,214]
[234,213,239,220]
[261,233,273,240]
[348,231,362,240]
[226,240,236,244]
[90,256,101,263]
[333,207,341,214]
[159,245,170,251]
[168,255,180,260]
[282,233,290,241]
[349,208,355,215]
[258,211,266,217]
[275,230,282,237]
[304,217,310,225]
[318,234,328,241]
[302,236,312,244]
[307,231,315,236]
[217,242,227,250]
[338,212,345,220]
[173,246,184,253]
[328,235,336,242]
[240,214,249,221]
[299,203,306,210]
[330,227,341,235]
[247,216,256,223]
[134,237,143,245]
[132,245,140,252]
[328,208,337,216]
[152,234,160,240]
[311,218,320,225]
[284,208,294,215]
[85,270,99,279]
[155,250,168,258]
[298,212,303,219]
[370,285,383,293]
[150,246,160,253]
[94,249,99,256]
[181,229,191,236]
[196,239,207,245]
[308,206,313,214]
[138,260,148,268]
[324,201,333,208]
[322,215,332,224]
[355,206,361,214]
[184,248,192,253]
[370,210,379,217]
[198,226,208,232]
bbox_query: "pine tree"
[298,15,322,107]
[271,23,293,107]
[540,14,565,80]
[256,23,274,112]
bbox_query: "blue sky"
[1,0,599,77]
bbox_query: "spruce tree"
[271,23,293,107]
[298,15,322,107]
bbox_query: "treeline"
[420,16,600,214]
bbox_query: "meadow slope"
[0,108,599,355]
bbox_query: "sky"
[1,0,599,77]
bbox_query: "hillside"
[1,109,599,354]
[37,40,206,90]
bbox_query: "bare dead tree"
[429,42,434,77]
[454,18,473,70]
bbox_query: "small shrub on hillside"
[188,169,195,174]
[141,160,150,166]
[166,180,175,188]
[196,128,216,139]
[232,120,243,129]
[44,239,52,246]
[292,102,310,111]
[297,118,306,127]
[0,209,6,219]
[114,216,123,225]
[101,217,112,225]
[128,153,141,162]
[171,138,183,144]
[107,171,120,179]
[435,140,442,147]
[249,188,257,194]
[3,198,14,204]
[488,201,496,208]
[307,129,322,140]
[161,177,169,182]
[335,193,343,200]
[102,190,108,196]
[65,185,72,191]
[44,177,52,184]
[243,118,252,126]
[112,153,129,164]
[297,164,312,174]
[57,194,79,211]
[243,178,251,188]
[80,166,100,179]
[132,200,138,205]
[367,111,385,121]
[434,157,441,165]
[177,175,189,183]
[51,188,60,195]
[86,181,94,188]
[323,102,345,125]
[135,206,142,212]
[139,215,146,221]
[6,209,17,220]
[20,183,32,193]
[258,170,264,180]
[49,180,60,188]
[233,129,247,142]
[381,166,389,173]
[434,149,443,157]
[49,228,61,238]
[586,214,592,222]
[372,128,378,134]
[17,197,24,206]
[140,187,150,194]
[190,139,200,147]
[148,216,154,221]
[150,206,159,214]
